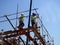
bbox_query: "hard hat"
[21,13,24,16]
[32,13,36,16]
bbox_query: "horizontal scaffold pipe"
[0,8,38,18]
[0,15,28,22]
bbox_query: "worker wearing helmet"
[19,13,24,27]
[31,13,36,27]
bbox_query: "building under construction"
[0,0,54,45]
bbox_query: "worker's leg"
[19,21,24,27]
[31,20,35,27]
[21,22,24,27]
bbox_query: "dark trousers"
[31,20,35,26]
[19,21,24,27]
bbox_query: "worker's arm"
[36,14,39,18]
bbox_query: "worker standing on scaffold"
[19,13,24,28]
[31,13,39,27]
[31,13,36,27]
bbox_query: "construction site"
[0,0,54,45]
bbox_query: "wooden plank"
[25,32,38,45]
[32,27,46,45]
[1,26,45,45]
[1,26,33,35]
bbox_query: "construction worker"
[19,13,24,27]
[35,14,39,27]
[31,13,36,27]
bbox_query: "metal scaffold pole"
[16,4,18,28]
[26,0,32,45]
[4,15,25,45]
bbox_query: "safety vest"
[31,16,35,21]
[19,16,24,22]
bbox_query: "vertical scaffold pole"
[26,0,32,45]
[16,4,18,28]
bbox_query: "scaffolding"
[0,0,54,45]
[0,8,54,45]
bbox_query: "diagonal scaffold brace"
[4,15,25,45]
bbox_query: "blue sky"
[0,0,60,45]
